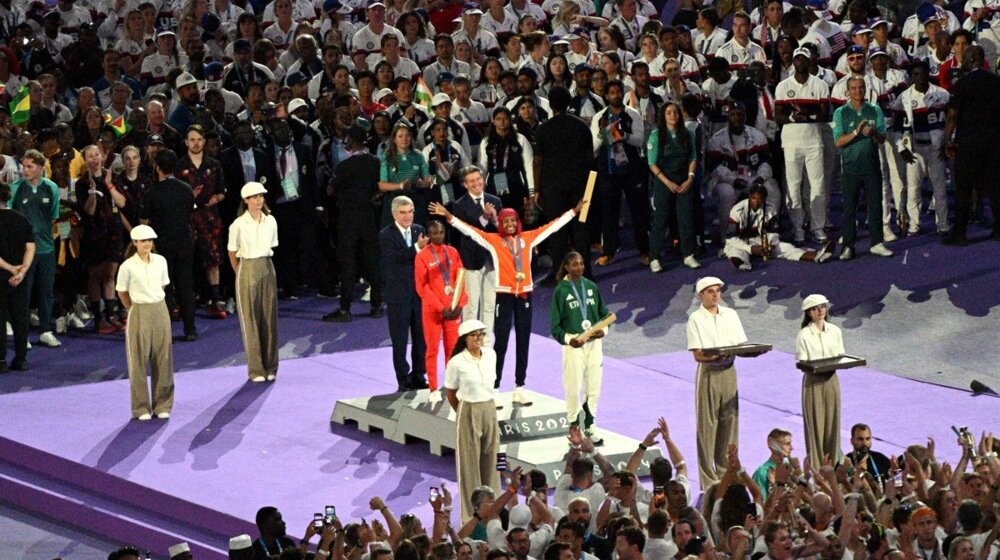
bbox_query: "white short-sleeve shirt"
[116,253,170,304]
[227,211,279,259]
[444,348,498,403]
[686,305,748,350]
[795,322,845,361]
[775,74,831,148]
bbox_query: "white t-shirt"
[795,322,845,361]
[116,253,170,304]
[444,348,498,403]
[228,211,279,259]
[686,305,748,350]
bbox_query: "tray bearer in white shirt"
[686,276,760,490]
[116,224,174,421]
[228,182,280,383]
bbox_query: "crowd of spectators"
[91,420,1000,560]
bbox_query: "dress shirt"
[116,253,170,304]
[228,211,279,259]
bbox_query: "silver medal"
[581,320,592,330]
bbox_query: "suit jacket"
[264,142,320,210]
[219,145,278,224]
[139,177,194,249]
[452,193,502,271]
[379,222,424,305]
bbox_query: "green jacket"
[551,276,609,344]
[11,178,60,255]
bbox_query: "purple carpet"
[0,334,991,541]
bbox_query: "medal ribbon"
[568,278,589,326]
[430,245,452,290]
[503,237,523,279]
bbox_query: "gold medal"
[515,272,526,282]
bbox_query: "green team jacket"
[550,276,610,345]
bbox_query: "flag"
[414,77,433,111]
[109,114,130,137]
[9,85,29,126]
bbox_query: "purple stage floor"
[0,334,993,539]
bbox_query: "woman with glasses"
[796,294,844,467]
[444,319,500,523]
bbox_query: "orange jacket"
[415,243,469,313]
[449,208,577,295]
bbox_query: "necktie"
[404,228,412,247]
[279,147,287,178]
[476,197,483,210]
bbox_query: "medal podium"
[332,388,663,480]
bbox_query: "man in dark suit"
[379,195,429,391]
[219,120,278,311]
[323,125,384,323]
[451,166,502,345]
[265,114,330,299]
[140,149,198,341]
[534,85,596,280]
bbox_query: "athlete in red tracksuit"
[415,220,468,398]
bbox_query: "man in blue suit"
[379,196,429,391]
[451,166,502,345]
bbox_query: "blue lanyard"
[258,538,283,556]
[567,278,588,323]
[430,244,451,288]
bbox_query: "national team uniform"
[893,83,951,234]
[415,242,468,392]
[776,74,831,242]
[705,124,781,235]
[724,198,808,264]
[713,39,767,71]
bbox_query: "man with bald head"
[146,99,182,152]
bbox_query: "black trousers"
[0,284,28,363]
[494,293,531,388]
[954,146,1000,237]
[543,189,591,278]
[273,200,328,294]
[601,171,650,257]
[386,300,426,387]
[336,217,382,312]
[160,242,197,337]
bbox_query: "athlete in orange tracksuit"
[429,194,586,406]
[415,220,468,402]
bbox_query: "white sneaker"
[649,259,663,273]
[512,386,532,406]
[840,247,854,261]
[870,243,894,257]
[137,413,152,421]
[738,262,752,271]
[38,332,62,348]
[493,388,503,409]
[251,376,266,383]
[29,311,39,327]
[683,255,701,269]
[427,390,442,404]
[6,322,12,336]
[156,412,170,419]
[68,313,87,329]
[75,298,93,320]
[225,298,236,315]
[882,227,898,243]
[266,374,276,381]
[361,286,371,302]
[55,316,67,334]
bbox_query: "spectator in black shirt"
[323,125,384,323]
[140,149,198,341]
[0,182,34,372]
[534,86,596,280]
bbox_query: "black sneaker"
[369,307,385,318]
[322,309,352,323]
[10,358,28,371]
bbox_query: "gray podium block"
[332,389,663,481]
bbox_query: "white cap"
[458,319,487,337]
[229,534,253,551]
[507,504,531,532]
[374,87,394,102]
[792,47,812,59]
[130,224,158,241]
[241,181,268,199]
[168,542,191,558]
[175,72,197,89]
[287,98,308,113]
[801,294,831,311]
[695,276,724,294]
[431,92,452,107]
